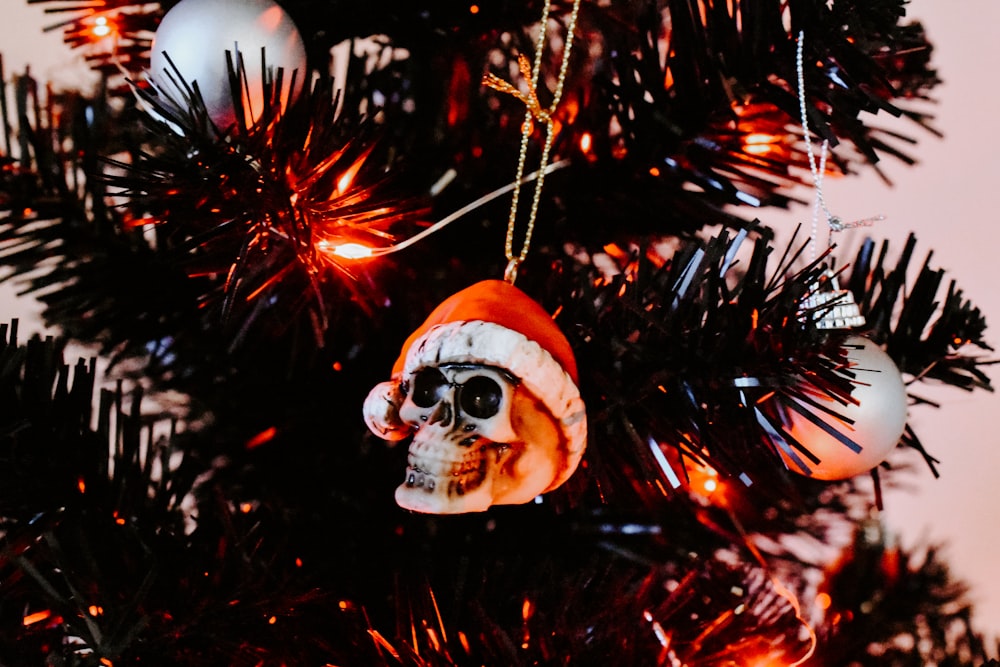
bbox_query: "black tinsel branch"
[554,222,992,540]
[0,320,344,666]
[1,55,431,385]
[0,321,98,520]
[389,535,815,666]
[1,1,997,665]
[546,0,941,241]
[810,519,994,666]
[27,0,163,82]
[0,318,829,665]
[843,233,996,476]
[1,316,995,665]
[1,0,947,368]
[109,54,431,339]
[848,233,993,392]
[24,0,942,241]
[562,224,843,494]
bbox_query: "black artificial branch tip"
[562,224,835,487]
[555,224,992,533]
[0,320,345,665]
[847,233,994,391]
[1,48,431,384]
[120,55,430,330]
[540,0,938,237]
[27,0,163,84]
[392,545,814,665]
[27,1,941,243]
[1,2,995,663]
[814,519,990,664]
[0,322,98,518]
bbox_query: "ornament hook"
[796,31,884,262]
[504,258,521,284]
[483,0,582,284]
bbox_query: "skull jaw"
[395,436,501,514]
[395,445,503,512]
[395,466,499,514]
[394,443,559,514]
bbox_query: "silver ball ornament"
[777,335,908,480]
[149,0,307,129]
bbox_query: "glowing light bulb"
[336,171,354,194]
[744,132,775,145]
[22,610,52,626]
[331,243,374,259]
[91,16,112,38]
[743,132,778,155]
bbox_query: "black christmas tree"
[0,0,995,664]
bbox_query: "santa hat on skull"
[363,279,587,477]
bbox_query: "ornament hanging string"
[796,30,884,263]
[483,0,582,284]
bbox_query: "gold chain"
[482,0,582,284]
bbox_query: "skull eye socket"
[458,375,503,419]
[409,368,505,419]
[411,368,448,408]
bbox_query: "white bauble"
[149,0,307,128]
[777,335,908,480]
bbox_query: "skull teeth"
[406,472,431,489]
[404,452,489,496]
[408,449,492,477]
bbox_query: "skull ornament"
[363,280,587,514]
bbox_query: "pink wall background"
[3,0,999,641]
[794,0,1000,639]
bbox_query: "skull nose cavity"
[427,400,453,426]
